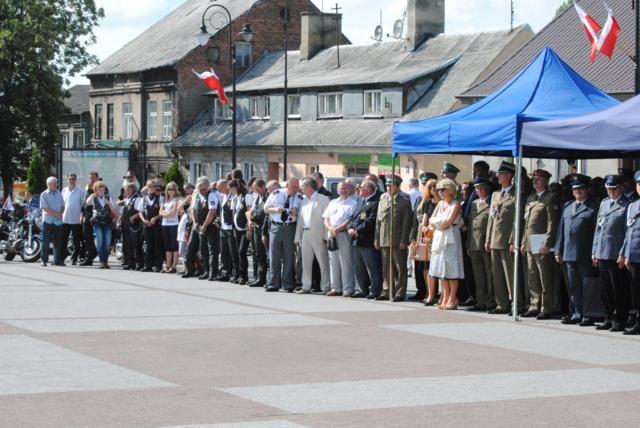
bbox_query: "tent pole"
[390,153,397,301]
[512,152,523,322]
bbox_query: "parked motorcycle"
[3,206,43,263]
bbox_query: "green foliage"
[26,148,48,194]
[164,160,185,190]
[555,0,574,17]
[0,0,103,195]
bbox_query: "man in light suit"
[593,175,631,332]
[295,177,330,294]
[555,175,598,326]
[621,170,640,335]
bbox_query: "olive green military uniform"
[521,190,559,314]
[375,192,413,299]
[467,196,494,308]
[486,186,516,311]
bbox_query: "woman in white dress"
[428,178,464,310]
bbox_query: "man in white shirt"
[323,182,358,296]
[60,173,85,265]
[295,177,330,294]
[407,178,421,211]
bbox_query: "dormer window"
[318,92,342,118]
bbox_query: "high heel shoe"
[444,301,459,310]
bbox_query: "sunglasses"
[437,188,446,192]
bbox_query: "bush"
[164,159,185,190]
[26,148,48,194]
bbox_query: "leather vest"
[253,193,266,225]
[122,194,140,226]
[222,194,234,225]
[234,194,248,229]
[195,191,211,225]
[143,195,160,225]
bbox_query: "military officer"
[264,178,302,292]
[441,162,461,199]
[555,175,598,325]
[247,179,269,287]
[593,175,631,331]
[621,170,640,334]
[119,182,143,270]
[374,175,413,301]
[520,169,559,320]
[466,177,494,311]
[485,161,517,314]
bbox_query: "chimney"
[407,0,445,50]
[300,12,342,61]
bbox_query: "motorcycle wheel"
[21,239,41,263]
[4,251,15,261]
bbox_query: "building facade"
[58,85,92,150]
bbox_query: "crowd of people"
[34,160,640,335]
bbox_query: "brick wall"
[176,0,320,136]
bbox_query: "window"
[73,131,84,148]
[60,133,70,149]
[213,99,231,120]
[147,101,157,139]
[263,96,270,118]
[162,100,172,139]
[242,162,254,180]
[318,93,343,117]
[235,42,252,68]
[288,95,301,118]
[249,96,269,119]
[364,90,382,115]
[207,47,221,64]
[106,104,114,139]
[191,161,203,184]
[122,102,133,139]
[94,104,103,139]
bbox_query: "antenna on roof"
[387,9,406,39]
[510,0,515,32]
[371,10,383,42]
[332,3,342,68]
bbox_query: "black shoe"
[375,295,390,301]
[230,277,239,284]
[71,260,77,266]
[466,305,487,312]
[623,323,640,335]
[181,272,194,279]
[536,312,551,320]
[460,297,475,306]
[408,293,426,301]
[311,287,322,293]
[562,317,580,325]
[122,265,131,270]
[351,292,365,298]
[215,274,230,282]
[40,261,48,267]
[610,323,626,332]
[366,294,378,300]
[141,267,152,272]
[521,310,539,318]
[79,260,92,266]
[488,308,509,315]
[579,318,595,327]
[237,278,248,285]
[627,314,637,327]
[285,288,294,293]
[248,281,265,288]
[392,296,404,302]
[596,320,613,330]
[265,286,279,292]
[136,265,144,271]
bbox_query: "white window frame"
[235,42,252,68]
[262,96,270,119]
[61,133,70,149]
[147,101,157,140]
[241,162,254,180]
[190,161,203,184]
[318,92,343,118]
[213,99,231,121]
[94,104,103,140]
[73,131,84,148]
[162,100,172,139]
[288,94,301,119]
[122,102,133,139]
[364,90,382,116]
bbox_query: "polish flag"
[597,3,621,59]
[192,69,229,105]
[574,2,602,61]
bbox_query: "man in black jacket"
[348,179,382,299]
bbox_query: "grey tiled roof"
[171,116,393,149]
[63,85,90,115]
[87,0,259,75]
[233,26,530,91]
[462,0,636,98]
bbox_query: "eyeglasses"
[437,188,446,192]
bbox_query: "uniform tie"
[281,196,290,223]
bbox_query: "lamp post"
[197,3,255,170]
[246,1,289,181]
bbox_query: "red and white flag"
[2,195,13,211]
[574,2,602,61]
[597,3,621,58]
[192,69,229,105]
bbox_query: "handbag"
[415,228,433,262]
[327,236,338,252]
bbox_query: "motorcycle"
[3,205,43,263]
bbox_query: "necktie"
[281,196,290,223]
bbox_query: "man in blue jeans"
[40,176,65,266]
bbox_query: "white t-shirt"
[61,186,85,224]
[161,198,179,226]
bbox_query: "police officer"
[466,177,494,312]
[555,175,598,325]
[593,175,631,331]
[375,175,413,301]
[520,169,559,320]
[247,178,269,287]
[621,170,640,334]
[119,182,143,270]
[138,181,164,272]
[264,178,302,292]
[485,161,517,315]
[619,168,638,202]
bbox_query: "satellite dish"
[373,25,383,42]
[393,19,404,39]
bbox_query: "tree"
[0,0,104,198]
[26,148,48,194]
[555,0,574,17]
[164,160,185,190]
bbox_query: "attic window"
[207,47,220,64]
[318,92,343,118]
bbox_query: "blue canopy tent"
[392,47,619,320]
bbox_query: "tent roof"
[521,92,640,159]
[392,47,619,156]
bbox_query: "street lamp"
[245,1,289,181]
[197,3,255,169]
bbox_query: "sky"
[67,0,568,86]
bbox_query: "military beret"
[386,174,403,186]
[472,177,491,187]
[497,161,516,175]
[605,174,623,188]
[530,169,552,179]
[419,172,438,184]
[442,162,460,174]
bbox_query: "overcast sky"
[67,0,568,86]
